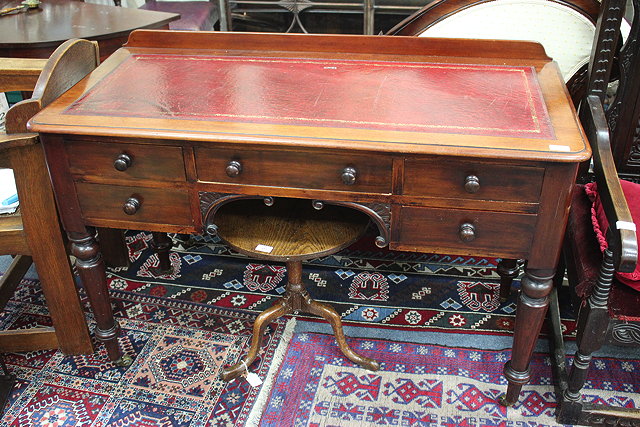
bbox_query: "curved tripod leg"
[220,299,289,381]
[306,300,380,371]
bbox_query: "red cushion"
[585,180,640,290]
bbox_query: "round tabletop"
[0,0,179,58]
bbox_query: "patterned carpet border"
[258,332,640,426]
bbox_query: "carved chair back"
[551,0,640,423]
[605,0,640,181]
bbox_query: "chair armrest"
[580,94,638,273]
[1,98,39,161]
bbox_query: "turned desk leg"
[97,228,129,269]
[501,267,553,406]
[152,232,173,274]
[68,230,132,366]
[497,259,519,302]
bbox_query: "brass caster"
[220,363,244,382]
[497,394,516,407]
[114,354,134,367]
[361,359,381,371]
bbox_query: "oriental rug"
[0,231,636,426]
[111,230,578,340]
[0,276,291,426]
[257,332,640,426]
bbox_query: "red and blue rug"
[0,275,291,426]
[258,332,640,426]
[0,230,637,426]
[113,230,577,339]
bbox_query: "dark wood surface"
[0,0,179,60]
[30,30,589,405]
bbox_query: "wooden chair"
[0,40,99,356]
[211,197,380,381]
[387,0,602,106]
[548,0,640,423]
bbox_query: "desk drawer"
[67,141,186,183]
[393,205,536,256]
[195,147,392,193]
[75,182,192,227]
[403,158,544,203]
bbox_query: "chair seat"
[139,1,218,31]
[565,184,640,322]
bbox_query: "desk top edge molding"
[29,31,590,163]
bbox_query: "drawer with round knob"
[75,182,193,229]
[194,146,392,193]
[402,158,544,203]
[392,205,537,258]
[66,140,186,183]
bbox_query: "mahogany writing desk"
[29,30,589,405]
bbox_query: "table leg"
[500,267,553,406]
[497,259,519,302]
[68,229,132,366]
[97,228,129,269]
[152,232,173,274]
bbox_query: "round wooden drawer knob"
[123,197,141,215]
[341,166,357,185]
[226,160,243,177]
[464,175,480,193]
[459,223,476,242]
[114,153,132,171]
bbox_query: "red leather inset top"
[66,54,554,139]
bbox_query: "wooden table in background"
[0,0,179,61]
[30,30,590,406]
